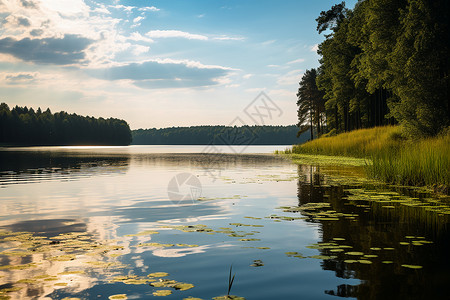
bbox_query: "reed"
[227,265,236,297]
[289,126,449,191]
[368,133,450,189]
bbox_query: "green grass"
[286,126,449,192]
[289,126,404,157]
[368,133,450,190]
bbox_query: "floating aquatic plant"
[250,260,264,267]
[108,294,127,300]
[401,264,423,269]
[153,290,172,296]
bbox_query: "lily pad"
[153,290,172,296]
[250,260,264,267]
[148,272,169,278]
[308,255,336,260]
[358,260,372,264]
[346,252,364,256]
[344,260,358,263]
[329,249,345,252]
[173,283,195,291]
[151,280,177,288]
[108,294,127,300]
[401,264,423,269]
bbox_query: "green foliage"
[0,102,131,146]
[368,132,450,188]
[387,0,450,137]
[296,69,325,139]
[132,125,308,145]
[291,125,449,189]
[313,0,449,137]
[316,1,348,34]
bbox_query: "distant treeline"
[132,125,308,145]
[0,103,132,146]
[297,0,449,139]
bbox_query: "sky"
[0,0,357,129]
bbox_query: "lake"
[0,146,449,300]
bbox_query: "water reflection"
[296,164,450,299]
[0,218,111,300]
[0,150,130,187]
[1,147,449,299]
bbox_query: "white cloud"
[131,15,145,28]
[243,74,253,79]
[145,30,208,40]
[133,16,144,23]
[110,4,135,12]
[127,32,153,43]
[287,58,305,64]
[0,0,144,67]
[40,0,90,16]
[131,45,150,55]
[213,36,245,41]
[92,5,110,15]
[138,6,160,12]
[310,44,319,52]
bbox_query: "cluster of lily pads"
[158,223,263,241]
[0,229,128,299]
[344,188,450,228]
[107,271,195,298]
[0,226,249,299]
[274,203,359,222]
[283,236,431,270]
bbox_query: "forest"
[0,103,132,146]
[297,0,449,139]
[132,125,307,145]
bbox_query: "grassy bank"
[285,126,449,192]
[289,126,404,157]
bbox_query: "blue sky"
[0,0,356,129]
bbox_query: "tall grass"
[289,126,449,191]
[368,133,450,189]
[291,126,404,157]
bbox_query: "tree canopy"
[297,0,449,138]
[132,125,309,145]
[296,69,325,139]
[0,103,132,146]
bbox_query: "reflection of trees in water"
[0,151,131,186]
[296,164,450,299]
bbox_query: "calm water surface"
[0,146,449,299]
